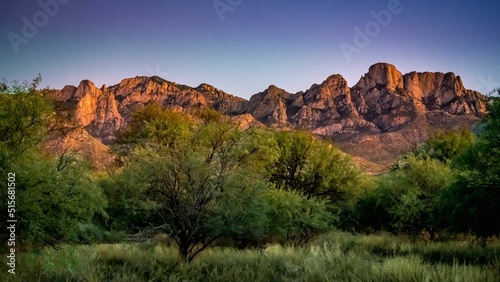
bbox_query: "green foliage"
[0,76,107,249]
[111,107,345,260]
[10,150,107,248]
[269,130,365,203]
[436,95,500,241]
[3,232,498,282]
[436,176,500,244]
[355,156,454,236]
[115,112,276,262]
[484,92,500,138]
[70,224,126,245]
[116,103,195,149]
[315,231,500,266]
[0,76,52,170]
[413,128,476,163]
[263,189,335,245]
[100,149,161,231]
[354,94,500,240]
[112,106,368,256]
[2,75,499,281]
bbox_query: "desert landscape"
[1,1,499,281]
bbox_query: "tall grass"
[0,231,498,281]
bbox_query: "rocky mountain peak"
[74,80,100,99]
[308,74,350,101]
[364,62,404,91]
[246,85,290,126]
[196,83,218,92]
[73,80,105,127]
[49,63,489,173]
[265,85,287,96]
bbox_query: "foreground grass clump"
[315,232,500,266]
[1,232,498,281]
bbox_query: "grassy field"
[1,231,498,282]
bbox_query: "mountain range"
[44,63,488,174]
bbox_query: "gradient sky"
[1,0,499,99]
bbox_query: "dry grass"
[0,231,498,281]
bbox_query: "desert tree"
[269,130,365,203]
[115,107,276,262]
[437,92,500,244]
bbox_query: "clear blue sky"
[1,0,499,99]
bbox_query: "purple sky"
[1,0,499,99]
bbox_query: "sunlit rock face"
[51,76,248,143]
[403,71,487,115]
[351,63,418,132]
[350,63,486,132]
[48,63,488,173]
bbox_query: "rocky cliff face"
[49,76,248,143]
[403,71,486,115]
[351,63,421,132]
[346,63,486,133]
[48,63,488,173]
[244,75,374,136]
[242,63,486,136]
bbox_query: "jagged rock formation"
[49,76,248,143]
[242,63,486,136]
[47,63,488,173]
[351,64,486,133]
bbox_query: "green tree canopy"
[114,109,276,262]
[0,75,52,169]
[269,130,365,203]
[264,188,334,245]
[413,128,476,164]
[12,150,107,248]
[437,93,500,242]
[116,103,195,149]
[355,156,454,237]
